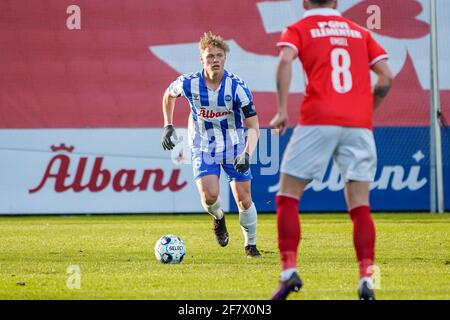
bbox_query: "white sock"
[359,276,374,289]
[239,202,257,246]
[281,268,297,281]
[202,197,224,220]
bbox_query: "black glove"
[162,125,176,150]
[234,152,250,173]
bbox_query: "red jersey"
[277,8,388,129]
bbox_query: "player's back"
[278,8,388,129]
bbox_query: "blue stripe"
[220,119,229,163]
[242,85,253,102]
[233,94,243,129]
[204,120,215,157]
[184,78,202,147]
[191,109,202,147]
[183,77,192,103]
[191,108,198,121]
[233,74,253,106]
[231,78,242,129]
[217,70,228,107]
[199,71,209,106]
[218,84,225,107]
[231,77,238,104]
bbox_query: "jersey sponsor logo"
[198,108,232,119]
[310,20,363,39]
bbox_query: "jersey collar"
[200,69,228,81]
[303,8,341,18]
[200,69,228,91]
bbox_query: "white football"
[154,234,186,264]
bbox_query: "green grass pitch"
[0,213,449,300]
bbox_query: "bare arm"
[270,46,297,135]
[161,88,180,150]
[371,60,394,111]
[243,115,260,156]
[162,88,177,126]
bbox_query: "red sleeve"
[367,31,388,66]
[277,25,301,56]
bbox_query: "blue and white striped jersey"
[168,70,256,160]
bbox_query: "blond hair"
[199,31,230,53]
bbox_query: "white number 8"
[331,48,352,94]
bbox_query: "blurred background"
[0,0,449,214]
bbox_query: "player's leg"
[196,175,222,219]
[193,152,229,247]
[345,181,376,300]
[277,173,309,276]
[196,175,229,247]
[335,128,377,300]
[271,126,340,300]
[345,181,376,291]
[221,162,260,256]
[229,180,260,258]
[344,181,374,280]
[271,174,308,300]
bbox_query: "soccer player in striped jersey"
[270,0,393,299]
[161,32,261,258]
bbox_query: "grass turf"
[0,213,449,300]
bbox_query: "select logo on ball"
[154,234,186,264]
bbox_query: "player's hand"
[269,112,288,135]
[162,125,176,150]
[234,152,250,174]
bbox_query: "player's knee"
[347,193,369,209]
[202,192,219,206]
[236,196,252,211]
[347,196,369,211]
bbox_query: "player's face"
[200,46,226,77]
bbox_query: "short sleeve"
[367,31,388,67]
[277,25,301,56]
[235,81,253,108]
[168,75,185,98]
[235,81,257,119]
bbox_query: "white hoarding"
[0,129,230,214]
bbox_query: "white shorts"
[281,125,377,183]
